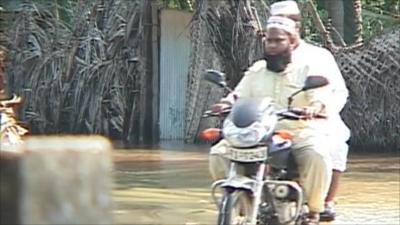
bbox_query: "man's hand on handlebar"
[301,101,325,119]
[211,102,232,114]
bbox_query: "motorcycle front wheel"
[217,190,252,225]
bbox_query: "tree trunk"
[321,0,345,46]
[352,0,363,46]
[344,0,363,45]
[344,0,355,44]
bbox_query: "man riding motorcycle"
[209,16,335,225]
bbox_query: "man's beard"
[264,48,292,73]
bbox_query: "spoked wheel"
[217,190,252,225]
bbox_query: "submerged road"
[111,145,400,225]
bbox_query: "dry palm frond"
[4,0,146,143]
[203,0,266,86]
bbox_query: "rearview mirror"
[204,69,227,88]
[288,75,329,109]
[302,76,329,91]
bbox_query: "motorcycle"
[200,70,329,225]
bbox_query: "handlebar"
[277,108,327,120]
[202,107,232,118]
[202,107,326,120]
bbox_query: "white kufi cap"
[270,0,300,16]
[266,16,296,34]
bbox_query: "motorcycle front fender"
[211,175,256,208]
[216,176,257,193]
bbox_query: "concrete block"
[0,136,113,225]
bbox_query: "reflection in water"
[112,145,400,225]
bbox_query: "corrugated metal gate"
[159,10,192,140]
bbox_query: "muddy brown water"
[111,144,400,225]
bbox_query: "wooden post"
[151,2,160,143]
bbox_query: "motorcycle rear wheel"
[217,190,252,225]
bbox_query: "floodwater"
[111,144,400,225]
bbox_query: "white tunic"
[224,59,332,138]
[293,41,351,142]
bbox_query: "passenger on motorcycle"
[269,1,351,221]
[209,16,334,225]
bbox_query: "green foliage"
[363,0,400,15]
[3,0,81,28]
[301,3,331,44]
[361,0,400,40]
[306,0,400,43]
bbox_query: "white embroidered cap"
[270,0,300,16]
[266,16,296,34]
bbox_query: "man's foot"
[302,212,319,225]
[319,201,336,222]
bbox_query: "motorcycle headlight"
[223,120,267,147]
